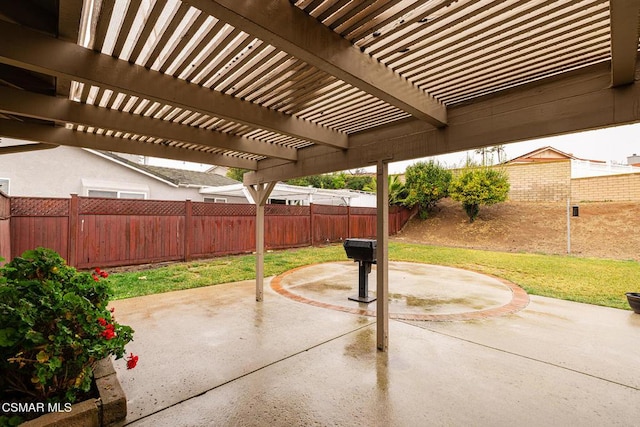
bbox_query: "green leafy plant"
[403,161,452,219]
[362,175,408,206]
[449,166,510,222]
[0,248,136,421]
[287,171,374,191]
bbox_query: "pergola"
[1,0,639,351]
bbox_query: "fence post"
[68,194,79,268]
[184,200,192,262]
[347,205,351,237]
[309,203,314,246]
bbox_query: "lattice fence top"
[79,198,185,216]
[265,205,309,216]
[11,197,70,216]
[192,202,255,217]
[349,207,377,216]
[313,205,349,215]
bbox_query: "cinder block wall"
[572,173,640,202]
[505,161,571,202]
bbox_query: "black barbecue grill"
[343,238,377,303]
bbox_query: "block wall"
[504,161,571,202]
[572,173,640,202]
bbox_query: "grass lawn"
[108,242,639,310]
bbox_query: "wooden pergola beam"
[245,60,640,184]
[0,142,58,155]
[0,120,257,170]
[609,0,640,87]
[0,20,348,149]
[182,0,447,127]
[0,86,298,161]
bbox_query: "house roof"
[507,146,606,164]
[141,165,239,187]
[507,146,578,163]
[1,1,640,184]
[91,150,239,187]
[200,182,375,206]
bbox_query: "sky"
[387,122,640,174]
[147,122,640,174]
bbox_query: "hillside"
[393,198,640,261]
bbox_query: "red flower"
[101,329,115,340]
[126,353,138,370]
[92,274,100,282]
[100,271,109,278]
[94,267,101,273]
[101,326,115,340]
[98,318,115,339]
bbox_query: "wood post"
[309,203,314,246]
[68,194,79,268]
[376,161,389,352]
[184,199,192,262]
[246,182,276,302]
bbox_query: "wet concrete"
[279,261,513,315]
[110,263,640,426]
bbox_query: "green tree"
[403,161,452,219]
[449,166,510,223]
[226,168,249,182]
[286,172,374,191]
[345,174,374,191]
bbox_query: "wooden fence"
[0,191,9,264]
[8,195,414,269]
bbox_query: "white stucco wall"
[0,144,235,201]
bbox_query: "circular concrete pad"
[271,261,529,321]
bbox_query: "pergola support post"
[376,161,389,352]
[246,182,276,302]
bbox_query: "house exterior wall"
[0,145,240,202]
[572,173,640,202]
[504,161,571,202]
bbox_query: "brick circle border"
[271,262,530,321]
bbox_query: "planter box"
[20,359,127,427]
[626,292,640,314]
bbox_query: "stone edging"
[20,358,127,427]
[271,262,530,322]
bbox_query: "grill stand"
[348,260,377,303]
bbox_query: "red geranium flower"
[97,318,107,326]
[126,353,138,369]
[101,328,115,340]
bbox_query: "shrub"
[403,161,452,219]
[0,248,135,419]
[449,166,510,222]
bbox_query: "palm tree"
[364,175,407,205]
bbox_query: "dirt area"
[393,198,640,261]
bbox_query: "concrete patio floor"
[110,261,640,426]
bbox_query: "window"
[119,192,146,199]
[0,178,9,195]
[82,179,149,199]
[204,197,227,203]
[88,190,117,198]
[88,190,146,199]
